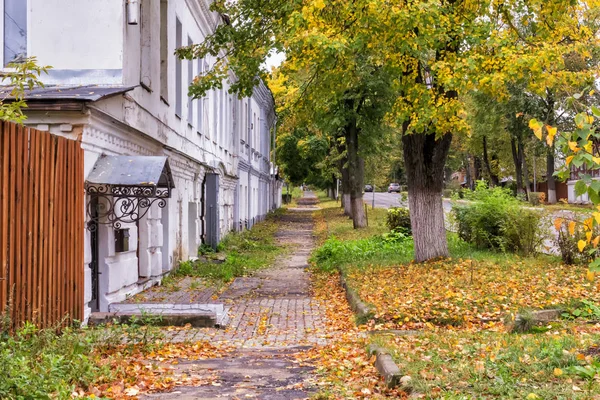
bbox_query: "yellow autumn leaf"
[594,157,600,164]
[588,115,595,124]
[529,119,543,140]
[527,394,541,400]
[568,141,580,152]
[553,367,563,377]
[569,221,576,235]
[566,155,574,166]
[554,218,563,231]
[584,218,594,231]
[578,240,586,252]
[593,235,600,248]
[587,231,593,243]
[587,270,595,282]
[546,125,557,146]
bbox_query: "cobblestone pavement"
[144,193,328,399]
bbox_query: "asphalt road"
[363,192,453,213]
[363,192,566,255]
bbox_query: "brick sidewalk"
[144,204,329,399]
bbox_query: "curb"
[367,344,402,388]
[339,273,375,324]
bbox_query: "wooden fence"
[0,122,84,329]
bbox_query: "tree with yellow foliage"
[179,0,600,262]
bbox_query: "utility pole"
[372,184,375,209]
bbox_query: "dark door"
[88,196,100,312]
[205,173,220,249]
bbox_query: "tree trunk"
[465,155,472,190]
[345,114,366,228]
[545,90,557,204]
[511,137,524,195]
[402,131,452,262]
[519,140,531,199]
[473,156,482,182]
[482,135,499,186]
[547,148,557,203]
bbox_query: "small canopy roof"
[86,156,174,188]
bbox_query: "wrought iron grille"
[85,178,173,231]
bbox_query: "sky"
[264,51,285,70]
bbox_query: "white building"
[1,0,278,321]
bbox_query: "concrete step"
[88,303,228,328]
[296,197,319,205]
[88,311,217,328]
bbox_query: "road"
[363,192,453,213]
[363,192,568,255]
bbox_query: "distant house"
[0,0,280,322]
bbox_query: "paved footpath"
[145,194,327,399]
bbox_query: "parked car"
[364,184,373,192]
[388,183,401,193]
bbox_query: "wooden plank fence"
[0,122,84,330]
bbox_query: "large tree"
[179,0,600,262]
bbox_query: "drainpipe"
[126,0,140,25]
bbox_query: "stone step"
[296,198,319,205]
[88,311,217,328]
[88,303,228,328]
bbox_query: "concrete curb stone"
[339,274,375,323]
[367,344,402,388]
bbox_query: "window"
[159,0,168,102]
[175,18,182,117]
[219,89,224,145]
[196,58,203,132]
[140,0,152,91]
[187,36,193,126]
[253,112,257,149]
[4,0,27,67]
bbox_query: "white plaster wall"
[29,0,124,85]
[18,0,277,318]
[568,180,591,204]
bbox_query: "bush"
[0,323,109,399]
[386,207,411,234]
[556,224,600,265]
[311,235,413,273]
[452,186,545,255]
[529,191,545,206]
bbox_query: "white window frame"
[0,0,30,70]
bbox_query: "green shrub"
[0,323,109,399]
[452,186,545,255]
[386,207,411,234]
[528,191,545,206]
[311,234,413,273]
[556,224,600,265]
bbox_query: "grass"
[543,202,595,214]
[174,208,285,283]
[372,325,600,398]
[0,315,232,399]
[312,194,600,397]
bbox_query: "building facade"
[1,0,278,321]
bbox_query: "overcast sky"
[264,51,285,70]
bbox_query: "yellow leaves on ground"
[374,324,600,398]
[76,342,232,399]
[305,272,401,398]
[348,258,598,331]
[587,270,596,282]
